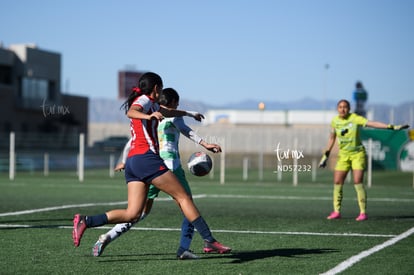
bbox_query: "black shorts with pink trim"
[124,150,169,184]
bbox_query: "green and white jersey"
[158,117,202,170]
[331,113,368,154]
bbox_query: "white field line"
[0,192,399,238]
[0,193,413,218]
[0,224,396,238]
[206,194,414,203]
[1,193,410,273]
[320,226,414,275]
[0,201,128,217]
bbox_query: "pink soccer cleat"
[327,211,341,220]
[203,240,232,254]
[72,214,87,247]
[356,213,368,221]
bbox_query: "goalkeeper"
[319,99,409,221]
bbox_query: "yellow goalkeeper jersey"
[331,113,368,154]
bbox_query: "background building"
[118,70,145,99]
[0,44,88,151]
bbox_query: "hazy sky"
[1,0,414,107]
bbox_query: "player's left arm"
[174,117,221,153]
[200,140,222,153]
[366,121,409,130]
[127,105,163,121]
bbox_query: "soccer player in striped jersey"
[72,72,231,256]
[319,99,409,221]
[92,88,222,259]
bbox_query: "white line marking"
[1,192,410,271]
[207,194,414,203]
[0,193,412,217]
[0,201,127,217]
[0,224,396,238]
[320,226,414,275]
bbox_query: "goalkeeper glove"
[387,124,409,130]
[319,150,330,168]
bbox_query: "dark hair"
[121,72,163,113]
[337,99,351,109]
[159,88,180,106]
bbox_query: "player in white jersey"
[92,88,222,259]
[73,72,231,257]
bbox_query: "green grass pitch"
[0,169,413,274]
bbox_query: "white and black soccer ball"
[187,152,213,176]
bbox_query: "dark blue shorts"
[124,150,169,184]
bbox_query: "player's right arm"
[114,138,132,171]
[325,128,336,153]
[319,128,336,168]
[159,106,204,122]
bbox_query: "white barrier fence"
[4,132,413,188]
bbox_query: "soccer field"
[0,169,413,274]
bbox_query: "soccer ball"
[187,152,213,176]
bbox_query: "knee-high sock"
[106,222,135,241]
[176,217,195,256]
[354,183,367,214]
[105,213,147,241]
[85,214,108,227]
[191,216,214,242]
[333,184,343,213]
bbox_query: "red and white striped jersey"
[128,95,160,157]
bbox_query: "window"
[0,65,12,85]
[22,77,48,100]
[18,77,53,109]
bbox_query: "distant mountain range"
[89,97,414,126]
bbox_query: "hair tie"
[132,87,142,94]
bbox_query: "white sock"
[106,222,135,241]
[104,212,148,241]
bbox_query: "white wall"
[203,109,341,125]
